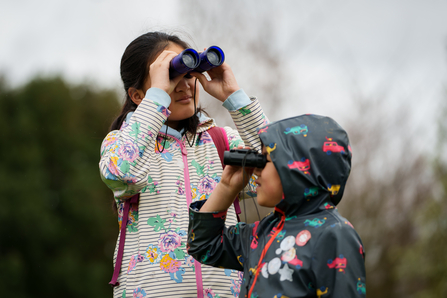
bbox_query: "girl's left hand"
[190,62,240,102]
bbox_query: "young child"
[100,32,267,298]
[187,114,366,297]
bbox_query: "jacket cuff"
[145,87,171,107]
[222,89,252,111]
[189,201,228,220]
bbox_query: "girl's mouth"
[176,95,192,103]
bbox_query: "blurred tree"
[179,0,288,126]
[339,90,436,297]
[178,0,290,221]
[179,4,446,296]
[0,76,120,297]
[177,3,447,296]
[392,94,447,297]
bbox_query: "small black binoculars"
[223,149,267,168]
[169,46,225,78]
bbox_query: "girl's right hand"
[149,50,184,94]
[191,62,240,102]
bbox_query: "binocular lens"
[206,50,220,65]
[169,48,200,78]
[182,53,197,68]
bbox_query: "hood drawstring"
[248,207,286,298]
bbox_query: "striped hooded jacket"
[99,88,268,298]
[187,115,366,298]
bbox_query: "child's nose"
[174,77,191,92]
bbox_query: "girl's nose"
[174,76,191,92]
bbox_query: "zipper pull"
[181,144,188,156]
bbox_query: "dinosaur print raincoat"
[187,114,366,298]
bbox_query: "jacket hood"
[257,114,352,216]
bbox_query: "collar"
[125,112,213,140]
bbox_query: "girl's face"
[142,42,200,129]
[253,145,283,207]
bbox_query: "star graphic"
[278,263,294,282]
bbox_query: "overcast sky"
[1,0,446,148]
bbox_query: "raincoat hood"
[257,114,352,216]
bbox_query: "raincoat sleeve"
[99,88,171,199]
[187,201,254,271]
[311,223,367,297]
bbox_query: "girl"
[99,32,268,298]
[187,115,367,297]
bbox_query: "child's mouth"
[176,95,192,103]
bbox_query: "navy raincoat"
[188,115,366,298]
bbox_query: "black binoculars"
[169,46,225,78]
[223,149,267,168]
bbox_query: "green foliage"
[392,102,447,297]
[394,179,447,297]
[0,76,121,297]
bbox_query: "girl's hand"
[190,62,240,102]
[149,50,184,94]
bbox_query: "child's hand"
[149,50,185,95]
[199,146,253,212]
[219,146,254,196]
[190,61,240,102]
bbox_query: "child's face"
[253,145,283,207]
[142,42,200,128]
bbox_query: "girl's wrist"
[220,88,240,102]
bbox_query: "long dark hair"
[109,32,207,212]
[110,31,205,134]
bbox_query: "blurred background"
[1,0,446,297]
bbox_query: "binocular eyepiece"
[169,46,225,78]
[223,149,267,168]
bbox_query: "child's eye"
[184,73,193,79]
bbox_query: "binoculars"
[223,149,267,168]
[169,46,225,78]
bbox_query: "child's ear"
[128,87,145,105]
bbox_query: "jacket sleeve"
[227,97,269,153]
[223,95,269,198]
[311,224,366,297]
[187,201,254,271]
[99,89,170,199]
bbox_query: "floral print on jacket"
[100,95,267,298]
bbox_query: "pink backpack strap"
[208,126,241,222]
[109,194,139,287]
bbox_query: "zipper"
[248,207,286,298]
[159,132,203,298]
